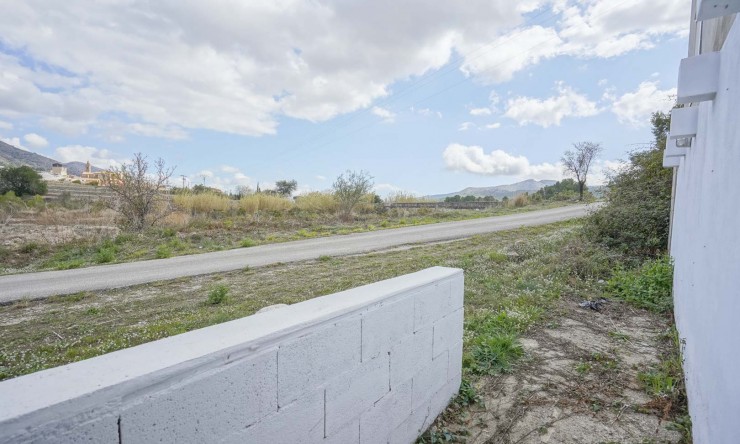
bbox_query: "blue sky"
[0,0,690,196]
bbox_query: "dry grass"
[294,192,338,213]
[173,192,232,214]
[385,191,435,203]
[238,194,293,213]
[513,194,529,208]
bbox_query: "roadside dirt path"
[431,296,681,444]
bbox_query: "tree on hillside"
[584,111,673,257]
[107,153,175,230]
[561,142,603,200]
[0,165,47,196]
[333,170,373,220]
[275,179,298,197]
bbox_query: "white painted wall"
[0,267,464,444]
[670,15,740,444]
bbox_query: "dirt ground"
[431,296,681,444]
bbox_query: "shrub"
[95,247,116,264]
[513,194,528,207]
[155,244,172,259]
[240,238,256,248]
[333,170,373,220]
[607,256,674,312]
[207,285,229,305]
[0,166,47,196]
[464,334,523,375]
[584,111,673,257]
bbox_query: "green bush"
[207,285,229,305]
[584,111,673,258]
[464,334,523,375]
[0,166,48,196]
[607,256,674,312]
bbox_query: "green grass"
[607,255,673,313]
[207,285,229,305]
[0,220,588,380]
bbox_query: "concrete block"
[663,151,682,168]
[677,52,720,103]
[432,309,464,358]
[670,106,699,139]
[10,413,119,444]
[360,379,413,444]
[121,350,278,443]
[278,317,361,406]
[362,297,414,361]
[448,342,463,381]
[225,390,324,444]
[325,353,390,436]
[388,403,432,444]
[325,419,360,444]
[412,350,449,411]
[390,326,433,389]
[414,281,449,331]
[429,374,462,421]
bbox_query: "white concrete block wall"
[670,11,740,444]
[0,266,464,444]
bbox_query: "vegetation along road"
[0,204,594,302]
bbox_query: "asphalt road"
[0,204,594,302]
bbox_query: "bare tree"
[332,170,373,220]
[561,142,602,200]
[107,153,175,230]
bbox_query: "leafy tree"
[536,178,581,201]
[332,170,373,220]
[561,142,603,200]
[107,153,175,230]
[584,111,673,257]
[275,179,298,197]
[0,165,47,196]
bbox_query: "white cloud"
[469,107,492,116]
[197,170,215,178]
[504,83,600,127]
[54,145,127,169]
[443,143,561,179]
[188,168,253,192]
[316,175,327,181]
[611,81,676,127]
[0,121,13,130]
[485,122,502,129]
[459,0,688,83]
[371,106,396,123]
[458,122,475,131]
[23,133,48,148]
[410,107,442,118]
[0,0,688,138]
[221,165,240,174]
[589,159,627,185]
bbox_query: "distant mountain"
[428,179,558,201]
[0,141,102,176]
[0,140,57,170]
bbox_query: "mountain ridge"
[428,179,558,200]
[0,141,102,176]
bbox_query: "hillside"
[428,179,558,200]
[0,141,101,176]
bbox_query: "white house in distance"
[665,1,739,442]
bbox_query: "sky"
[0,0,690,196]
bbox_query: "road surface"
[0,204,594,302]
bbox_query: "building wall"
[0,267,464,444]
[671,15,740,444]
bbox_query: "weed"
[464,334,523,375]
[318,255,331,262]
[85,307,100,315]
[575,361,593,374]
[608,256,673,313]
[488,251,508,263]
[608,331,630,341]
[240,238,256,248]
[19,242,41,254]
[95,247,116,264]
[207,285,229,305]
[454,378,480,407]
[56,259,85,270]
[155,245,172,259]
